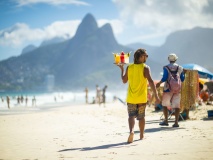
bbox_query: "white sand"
[0,101,213,160]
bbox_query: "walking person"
[102,85,108,107]
[6,96,10,109]
[96,85,101,105]
[25,96,28,107]
[32,96,36,107]
[21,95,24,104]
[17,96,20,104]
[1,96,4,102]
[118,48,160,143]
[85,87,89,104]
[156,53,186,127]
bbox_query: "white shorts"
[162,92,181,109]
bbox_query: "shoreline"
[0,100,86,116]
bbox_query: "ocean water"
[0,90,127,110]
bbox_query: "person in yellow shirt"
[118,48,160,143]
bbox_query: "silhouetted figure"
[1,96,4,102]
[17,96,20,104]
[90,97,95,104]
[102,85,108,107]
[96,85,101,105]
[21,95,24,104]
[32,96,36,107]
[85,87,89,104]
[6,96,10,109]
[25,96,28,106]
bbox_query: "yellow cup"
[114,54,120,64]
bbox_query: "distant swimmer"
[6,96,10,109]
[85,87,89,104]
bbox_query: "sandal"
[159,121,169,126]
[172,124,179,127]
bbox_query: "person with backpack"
[156,53,186,127]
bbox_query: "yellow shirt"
[126,63,148,104]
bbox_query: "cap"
[168,53,178,61]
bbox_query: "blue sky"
[1,0,213,60]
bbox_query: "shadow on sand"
[58,126,185,153]
[58,141,136,152]
[145,118,181,124]
[58,117,186,153]
[145,126,185,133]
[202,117,213,121]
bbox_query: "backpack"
[165,66,181,93]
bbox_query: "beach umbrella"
[182,63,213,79]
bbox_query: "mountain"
[0,13,133,91]
[128,27,213,72]
[126,42,157,55]
[21,44,37,55]
[40,37,66,47]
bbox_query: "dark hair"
[134,48,147,63]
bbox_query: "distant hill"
[126,42,157,55]
[40,37,66,47]
[21,44,37,55]
[128,27,213,72]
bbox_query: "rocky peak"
[74,13,98,39]
[97,23,118,47]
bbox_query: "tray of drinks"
[113,51,130,64]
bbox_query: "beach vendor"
[117,48,160,143]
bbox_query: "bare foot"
[140,133,144,140]
[127,132,134,143]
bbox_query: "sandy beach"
[0,101,213,160]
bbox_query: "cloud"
[0,19,123,47]
[15,0,90,6]
[0,20,80,46]
[43,20,80,39]
[113,0,213,36]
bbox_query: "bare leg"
[98,97,101,106]
[128,116,135,133]
[127,116,135,143]
[139,117,145,139]
[163,106,168,123]
[174,108,180,125]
